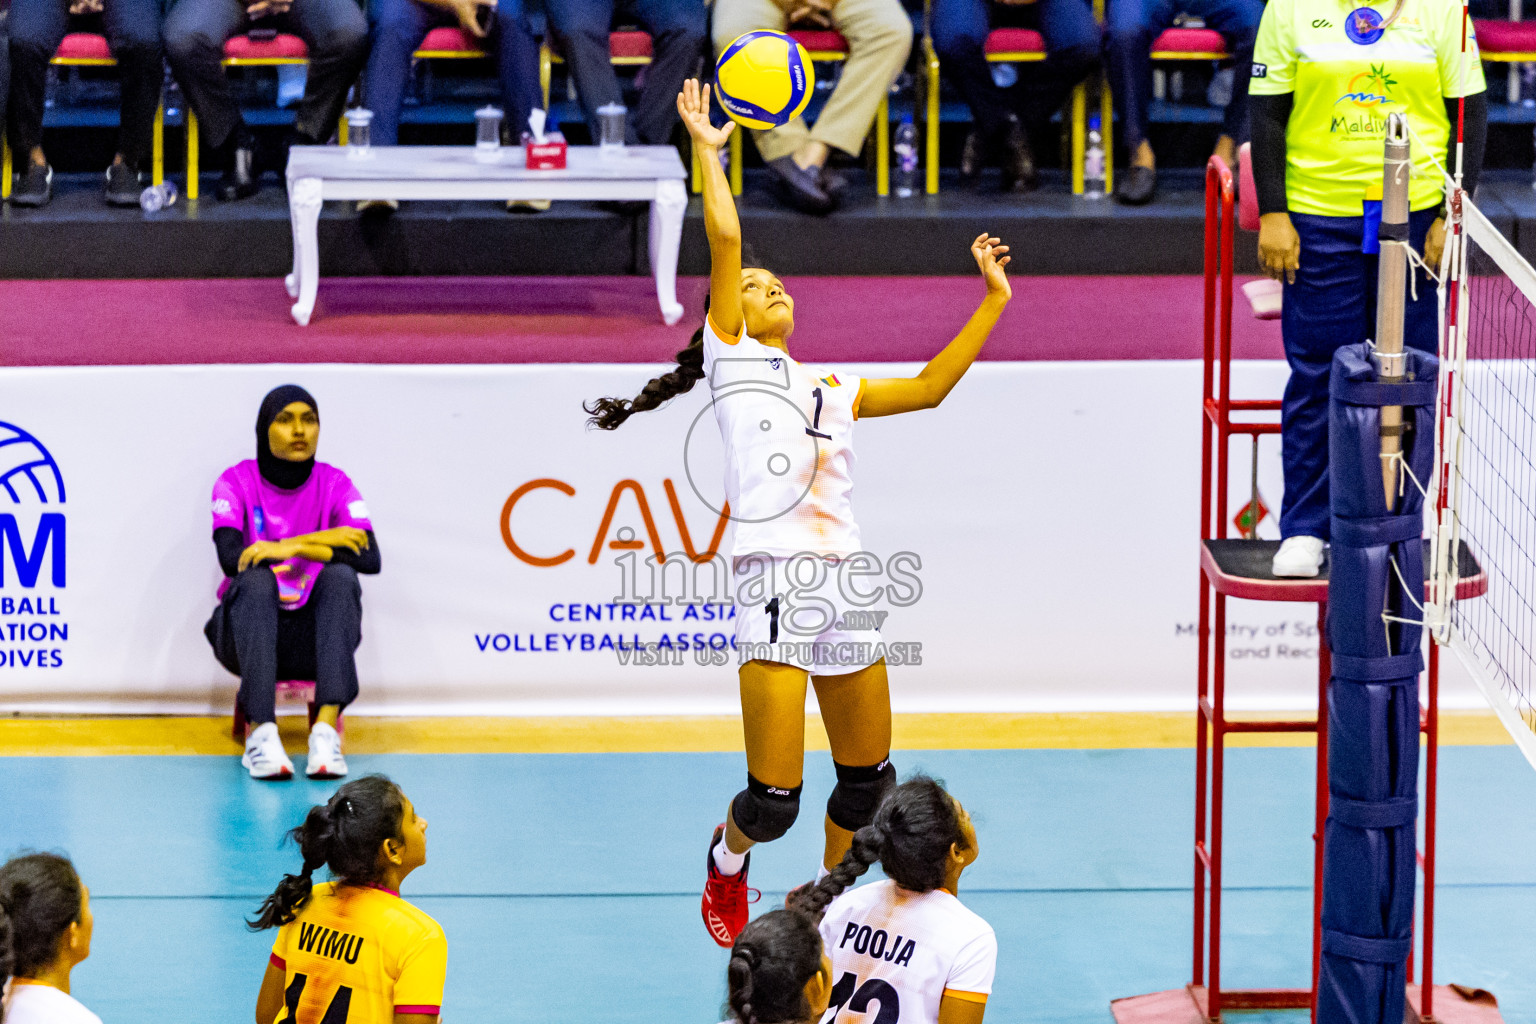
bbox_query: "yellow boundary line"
[0,711,1511,757]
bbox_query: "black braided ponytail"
[249,774,407,930]
[725,909,825,1024]
[790,775,969,920]
[0,851,86,1022]
[584,316,708,431]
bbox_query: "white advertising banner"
[0,362,1481,715]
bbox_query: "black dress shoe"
[765,155,834,215]
[104,162,143,207]
[217,144,260,201]
[998,116,1038,193]
[819,164,849,202]
[10,163,53,207]
[959,128,987,185]
[1115,164,1157,206]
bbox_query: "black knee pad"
[826,758,896,832]
[730,774,802,844]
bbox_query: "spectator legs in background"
[713,0,911,211]
[488,0,540,141]
[1277,210,1441,541]
[1105,0,1166,203]
[1184,0,1260,166]
[278,0,368,146]
[164,0,257,196]
[544,0,706,146]
[1014,0,1099,147]
[930,0,1028,188]
[308,563,363,714]
[625,0,706,145]
[6,0,69,204]
[363,0,440,147]
[101,0,165,202]
[544,0,622,143]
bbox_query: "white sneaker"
[306,721,348,779]
[242,722,294,780]
[1272,535,1326,578]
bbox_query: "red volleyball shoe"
[702,824,758,947]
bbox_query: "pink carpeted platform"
[1,275,1284,366]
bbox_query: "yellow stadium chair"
[2,32,165,200]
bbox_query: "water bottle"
[894,118,918,199]
[140,181,178,213]
[1085,114,1106,199]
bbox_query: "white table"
[284,144,689,326]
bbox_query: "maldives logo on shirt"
[1336,63,1397,109]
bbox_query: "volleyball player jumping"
[586,79,1012,948]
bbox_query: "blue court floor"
[3,746,1534,1024]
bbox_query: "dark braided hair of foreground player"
[724,777,975,1024]
[250,773,408,929]
[0,853,97,1024]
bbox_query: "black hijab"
[256,385,319,490]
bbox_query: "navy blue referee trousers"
[1279,207,1440,541]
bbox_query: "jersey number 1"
[284,972,353,1024]
[826,971,900,1024]
[807,387,831,440]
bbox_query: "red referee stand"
[1109,157,1498,1024]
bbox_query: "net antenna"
[1429,9,1536,769]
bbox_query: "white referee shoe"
[1272,536,1326,578]
[306,721,348,780]
[243,722,294,781]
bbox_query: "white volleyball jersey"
[818,880,997,1024]
[702,317,864,558]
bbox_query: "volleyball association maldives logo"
[0,422,67,588]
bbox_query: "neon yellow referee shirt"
[1250,0,1485,216]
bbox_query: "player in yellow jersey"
[250,775,445,1024]
[586,79,1012,950]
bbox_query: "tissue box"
[524,132,567,170]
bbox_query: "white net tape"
[1434,194,1536,770]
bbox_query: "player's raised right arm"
[677,79,743,338]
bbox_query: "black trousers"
[543,0,705,146]
[205,563,363,726]
[163,0,367,151]
[7,0,164,166]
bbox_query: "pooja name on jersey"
[836,920,918,967]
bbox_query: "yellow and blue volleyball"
[715,31,814,130]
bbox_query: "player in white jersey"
[585,79,1012,949]
[790,775,994,1024]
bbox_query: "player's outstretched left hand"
[972,233,1011,301]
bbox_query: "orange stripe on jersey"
[270,953,286,970]
[852,378,867,419]
[707,313,743,344]
[944,989,990,1004]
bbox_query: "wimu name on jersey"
[837,922,916,966]
[296,922,365,965]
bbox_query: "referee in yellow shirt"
[1249,0,1485,577]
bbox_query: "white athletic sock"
[713,837,747,876]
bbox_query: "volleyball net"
[1431,187,1536,772]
